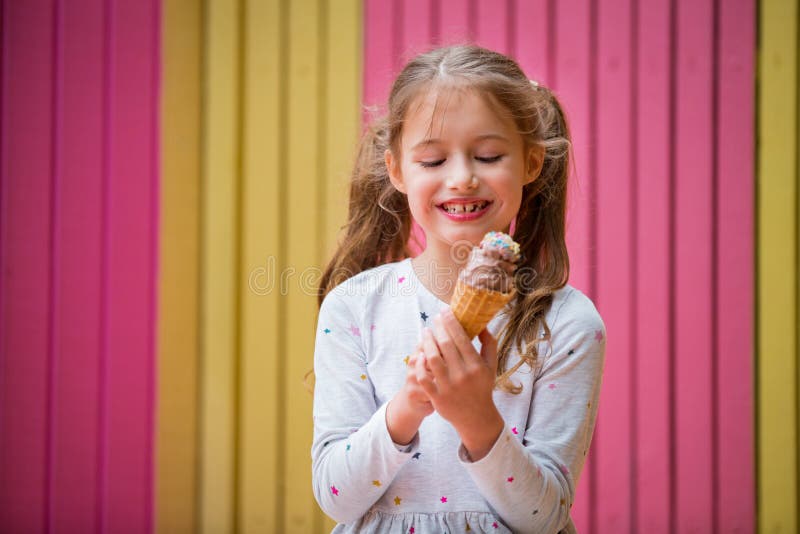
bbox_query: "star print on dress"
[492,522,499,529]
[412,452,421,459]
[371,324,376,331]
[466,524,472,531]
[548,383,556,390]
[440,496,447,503]
[372,480,381,487]
[409,528,415,534]
[594,330,604,342]
[346,443,351,451]
[360,374,367,380]
[511,427,518,435]
[568,349,575,355]
[507,476,514,483]
[398,276,406,283]
[323,328,331,334]
[394,496,402,506]
[330,485,339,496]
[403,355,410,365]
[349,325,361,337]
[420,311,428,322]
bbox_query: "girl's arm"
[311,289,424,524]
[423,292,606,534]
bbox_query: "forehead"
[402,86,518,146]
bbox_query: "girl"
[311,45,606,534]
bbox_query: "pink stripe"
[147,1,161,531]
[402,0,435,61]
[716,0,754,530]
[104,1,157,531]
[0,1,54,531]
[634,1,672,531]
[51,1,105,530]
[555,1,592,529]
[594,0,633,531]
[675,0,714,528]
[363,0,396,111]
[475,0,508,54]
[513,0,549,84]
[437,0,471,45]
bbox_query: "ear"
[385,149,406,194]
[524,144,545,185]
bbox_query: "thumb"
[478,328,499,371]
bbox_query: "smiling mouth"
[438,200,492,214]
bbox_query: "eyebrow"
[410,133,511,151]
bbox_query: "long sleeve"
[311,289,419,524]
[459,289,607,533]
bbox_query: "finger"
[433,314,466,373]
[440,308,481,368]
[478,328,499,371]
[422,328,450,385]
[415,350,437,396]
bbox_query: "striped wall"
[3,0,799,533]
[363,0,756,532]
[158,0,361,532]
[758,0,799,532]
[0,0,160,532]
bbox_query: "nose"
[446,156,477,190]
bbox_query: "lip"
[436,199,493,221]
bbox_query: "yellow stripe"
[158,0,362,531]
[319,2,362,530]
[239,0,283,532]
[156,1,202,532]
[758,0,799,531]
[199,0,241,531]
[284,0,321,530]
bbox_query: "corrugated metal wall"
[4,0,800,533]
[362,0,756,532]
[757,1,799,532]
[158,1,360,532]
[0,0,161,532]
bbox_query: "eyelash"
[419,155,503,168]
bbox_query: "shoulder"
[549,284,605,333]
[321,259,406,312]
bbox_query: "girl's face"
[385,88,543,259]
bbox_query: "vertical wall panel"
[199,0,240,532]
[157,0,201,531]
[674,0,714,529]
[239,0,282,532]
[104,1,160,531]
[718,0,755,530]
[634,0,672,532]
[54,0,104,531]
[758,0,798,532]
[0,2,54,530]
[594,0,634,531]
[554,2,593,530]
[285,0,321,529]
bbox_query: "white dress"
[311,258,606,533]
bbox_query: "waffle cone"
[450,278,516,339]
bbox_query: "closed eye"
[419,160,445,168]
[477,155,503,163]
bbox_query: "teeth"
[442,201,488,214]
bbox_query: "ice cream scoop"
[450,231,520,338]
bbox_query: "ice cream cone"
[450,277,516,339]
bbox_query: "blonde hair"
[318,44,572,393]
